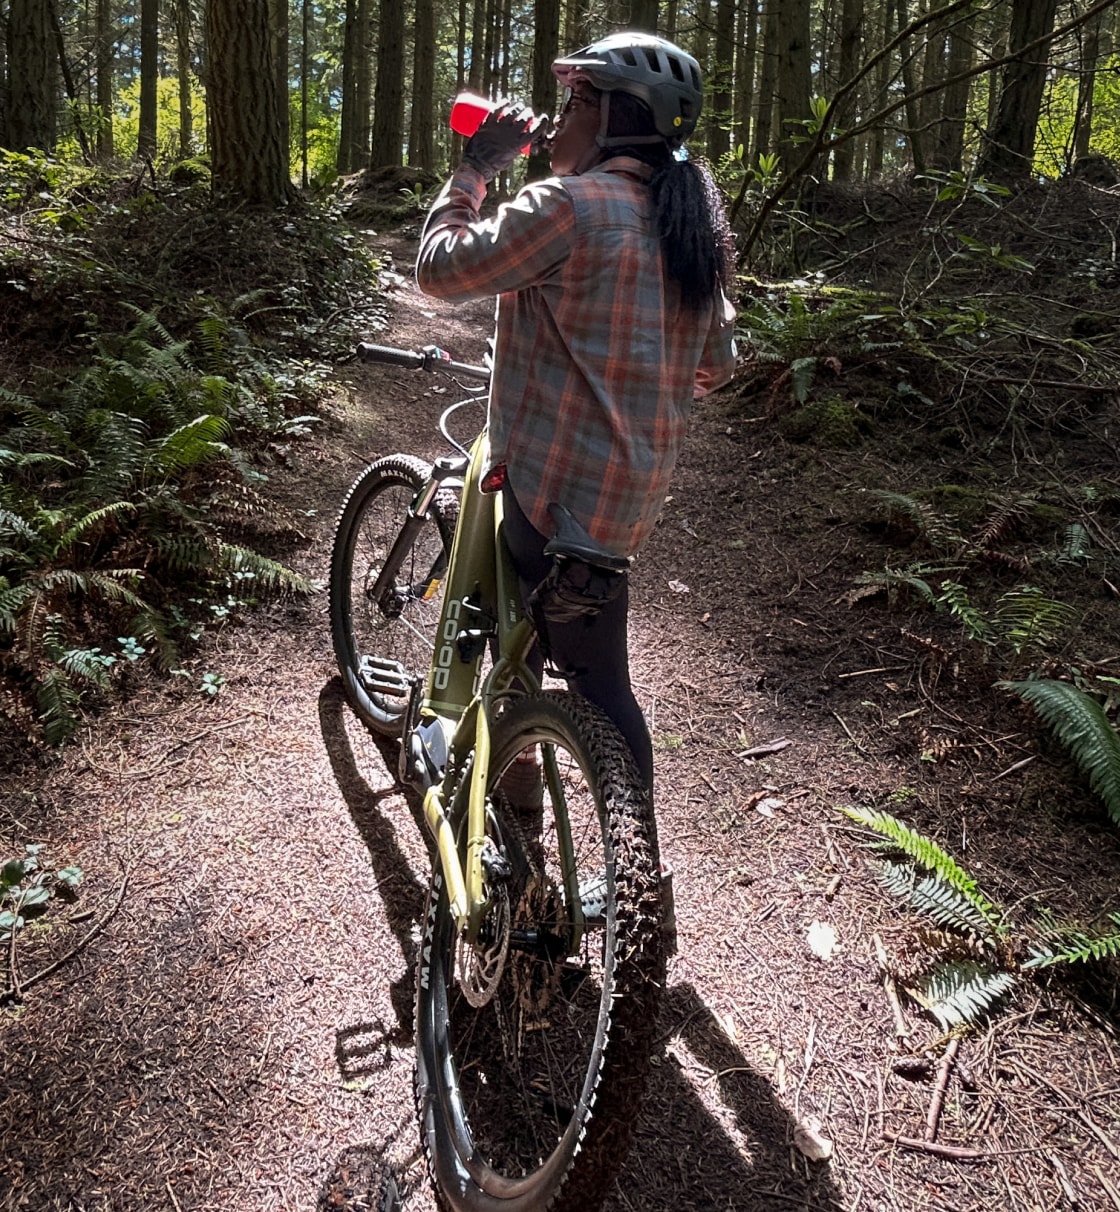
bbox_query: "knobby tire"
[329,455,457,736]
[415,691,664,1212]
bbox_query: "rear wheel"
[415,691,664,1212]
[329,456,456,735]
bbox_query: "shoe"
[499,750,544,812]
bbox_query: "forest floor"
[2,194,1120,1212]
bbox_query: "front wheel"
[329,455,457,736]
[415,691,664,1212]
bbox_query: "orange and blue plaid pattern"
[417,158,736,558]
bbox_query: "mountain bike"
[330,341,666,1212]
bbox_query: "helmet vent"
[619,48,639,67]
[643,47,661,73]
[668,56,685,82]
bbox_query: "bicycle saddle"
[543,503,630,573]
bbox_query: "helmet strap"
[593,92,672,152]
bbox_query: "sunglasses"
[560,87,601,114]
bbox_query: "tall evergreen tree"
[206,0,292,204]
[978,0,1060,179]
[369,0,404,166]
[7,0,57,152]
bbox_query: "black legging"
[501,484,654,795]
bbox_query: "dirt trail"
[1,230,1118,1212]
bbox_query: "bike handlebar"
[357,342,490,383]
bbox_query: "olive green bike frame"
[416,433,586,948]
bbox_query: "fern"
[147,414,231,478]
[863,490,963,554]
[1000,678,1120,826]
[218,543,316,595]
[843,806,1004,932]
[35,666,82,746]
[1025,912,1120,968]
[994,588,1074,656]
[936,579,993,643]
[911,962,1016,1029]
[1057,522,1091,565]
[879,862,997,937]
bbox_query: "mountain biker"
[415,32,737,796]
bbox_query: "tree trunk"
[527,0,559,177]
[931,9,973,171]
[753,0,780,163]
[299,0,309,185]
[866,0,893,178]
[354,0,371,163]
[1073,10,1103,164]
[409,0,435,170]
[339,0,356,172]
[734,0,760,158]
[774,0,812,169]
[894,0,925,173]
[628,0,658,33]
[95,0,114,158]
[176,0,194,156]
[830,0,863,181]
[707,0,735,162]
[206,0,291,205]
[977,0,1059,180]
[468,0,486,90]
[370,0,404,166]
[271,0,289,171]
[138,0,158,161]
[7,0,57,152]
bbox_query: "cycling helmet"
[552,33,703,144]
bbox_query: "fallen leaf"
[668,579,690,593]
[754,796,785,818]
[794,1116,834,1162]
[807,919,837,961]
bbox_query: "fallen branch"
[872,933,910,1038]
[925,1036,962,1142]
[882,1131,986,1160]
[0,870,130,1005]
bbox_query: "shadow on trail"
[318,676,428,1036]
[318,678,844,1212]
[612,982,845,1212]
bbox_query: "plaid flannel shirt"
[416,158,736,558]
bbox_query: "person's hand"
[461,103,546,182]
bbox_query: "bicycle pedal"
[358,655,410,697]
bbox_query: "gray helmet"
[552,33,703,144]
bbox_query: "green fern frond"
[852,567,937,605]
[57,501,137,551]
[0,509,39,544]
[131,608,178,671]
[1000,679,1120,825]
[0,448,74,472]
[843,806,1003,929]
[147,414,231,477]
[790,357,817,403]
[911,961,1015,1029]
[36,666,81,746]
[935,579,993,643]
[57,646,113,688]
[864,490,962,554]
[879,862,997,936]
[218,544,316,595]
[1057,523,1091,564]
[994,588,1074,656]
[1024,911,1120,968]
